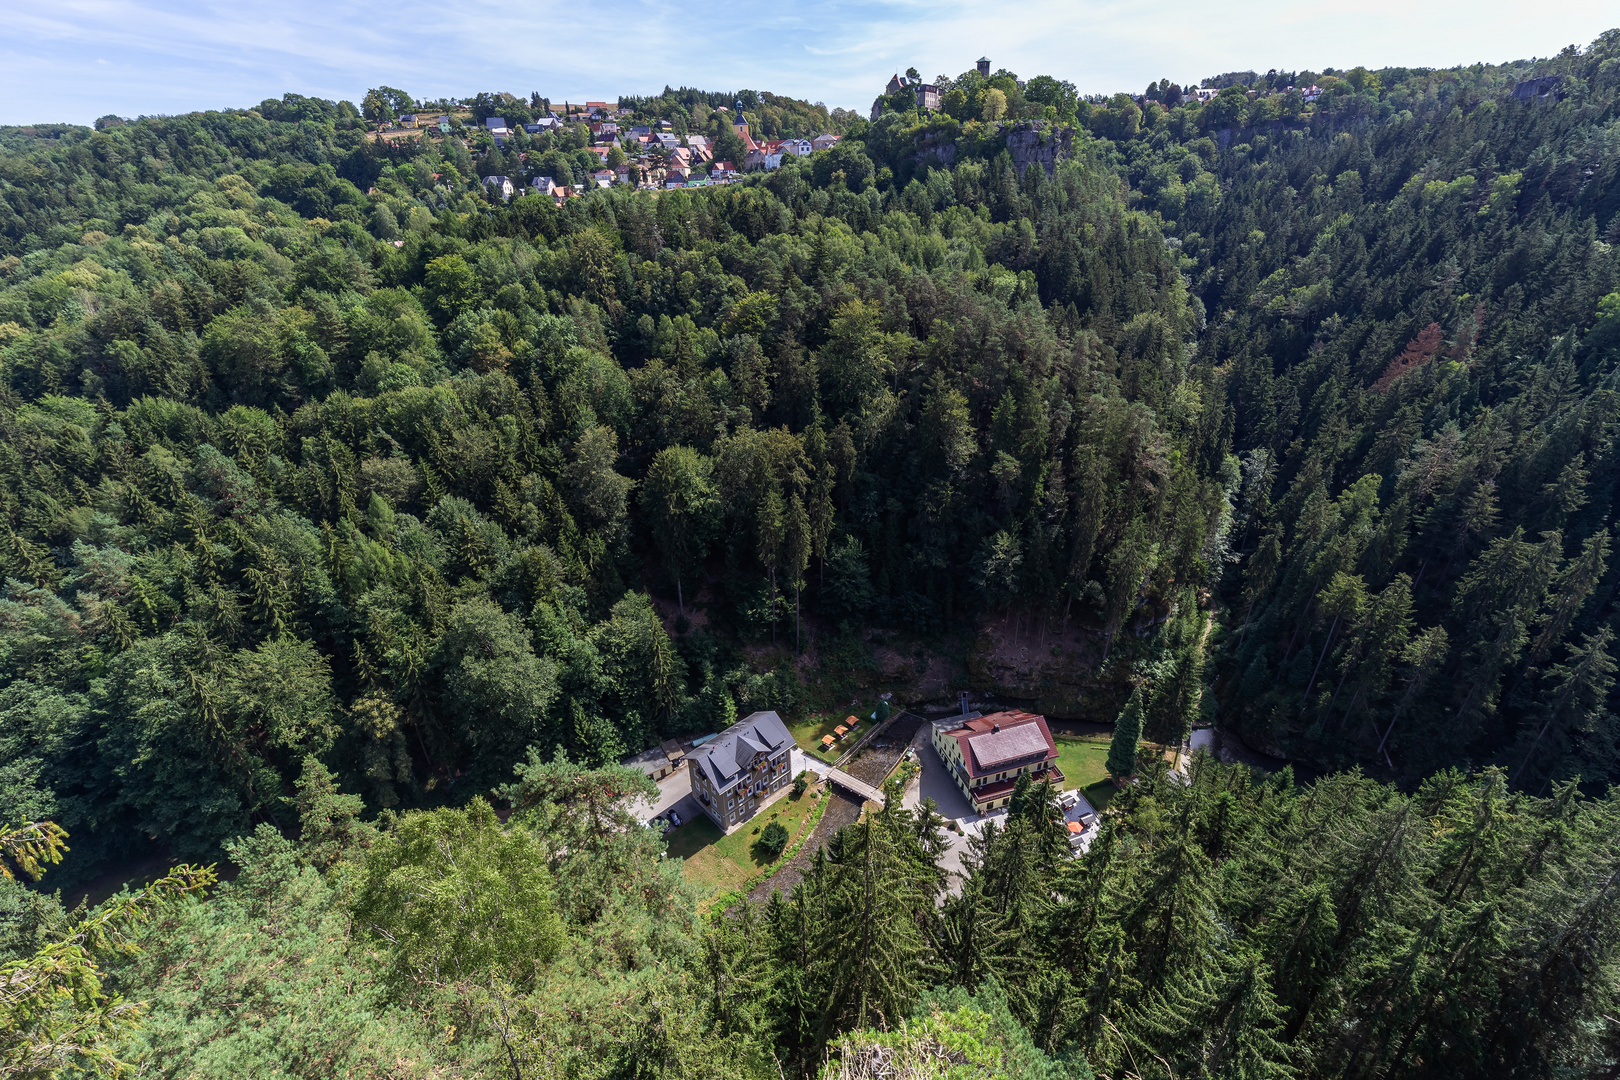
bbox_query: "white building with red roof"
[930,710,1063,813]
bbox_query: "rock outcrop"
[1003,122,1072,177]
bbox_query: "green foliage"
[756,820,789,860]
[4,36,1620,1078]
[1,850,213,1080]
[352,798,563,992]
[1105,688,1143,778]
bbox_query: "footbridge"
[826,768,885,806]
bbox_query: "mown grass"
[668,786,825,897]
[1053,735,1113,793]
[785,705,882,762]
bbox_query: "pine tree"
[1107,687,1145,779]
[812,817,935,1044]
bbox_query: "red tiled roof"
[946,711,1057,779]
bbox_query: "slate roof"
[691,711,794,792]
[941,711,1057,779]
[969,723,1050,769]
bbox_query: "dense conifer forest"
[3,31,1620,1080]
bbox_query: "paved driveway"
[628,764,701,828]
[901,722,978,820]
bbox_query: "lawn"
[667,785,825,897]
[1054,734,1173,812]
[1082,780,1116,811]
[785,705,882,762]
[1053,735,1113,792]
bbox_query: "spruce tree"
[1107,687,1145,780]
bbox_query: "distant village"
[365,58,1342,206]
[373,94,844,205]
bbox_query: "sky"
[3,0,1617,126]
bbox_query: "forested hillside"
[2,29,1620,1080]
[0,86,1220,879]
[1116,41,1620,789]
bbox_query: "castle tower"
[977,57,991,78]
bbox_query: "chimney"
[992,723,1000,733]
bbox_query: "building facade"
[930,710,1064,813]
[690,711,795,830]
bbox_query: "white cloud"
[1,0,1615,125]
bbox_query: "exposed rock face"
[913,122,1073,175]
[915,136,956,169]
[1510,75,1563,104]
[965,628,1127,720]
[1003,123,1072,177]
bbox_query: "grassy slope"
[666,786,823,896]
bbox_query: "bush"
[757,820,790,860]
[792,771,810,797]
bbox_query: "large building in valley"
[930,710,1063,813]
[690,711,795,830]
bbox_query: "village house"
[690,711,795,830]
[480,175,516,200]
[623,739,687,782]
[811,133,840,152]
[529,176,559,195]
[710,161,738,182]
[591,168,615,188]
[883,74,942,113]
[778,137,813,158]
[930,710,1064,814]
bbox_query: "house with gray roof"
[690,711,795,830]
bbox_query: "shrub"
[757,820,790,859]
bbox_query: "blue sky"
[3,0,1617,126]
